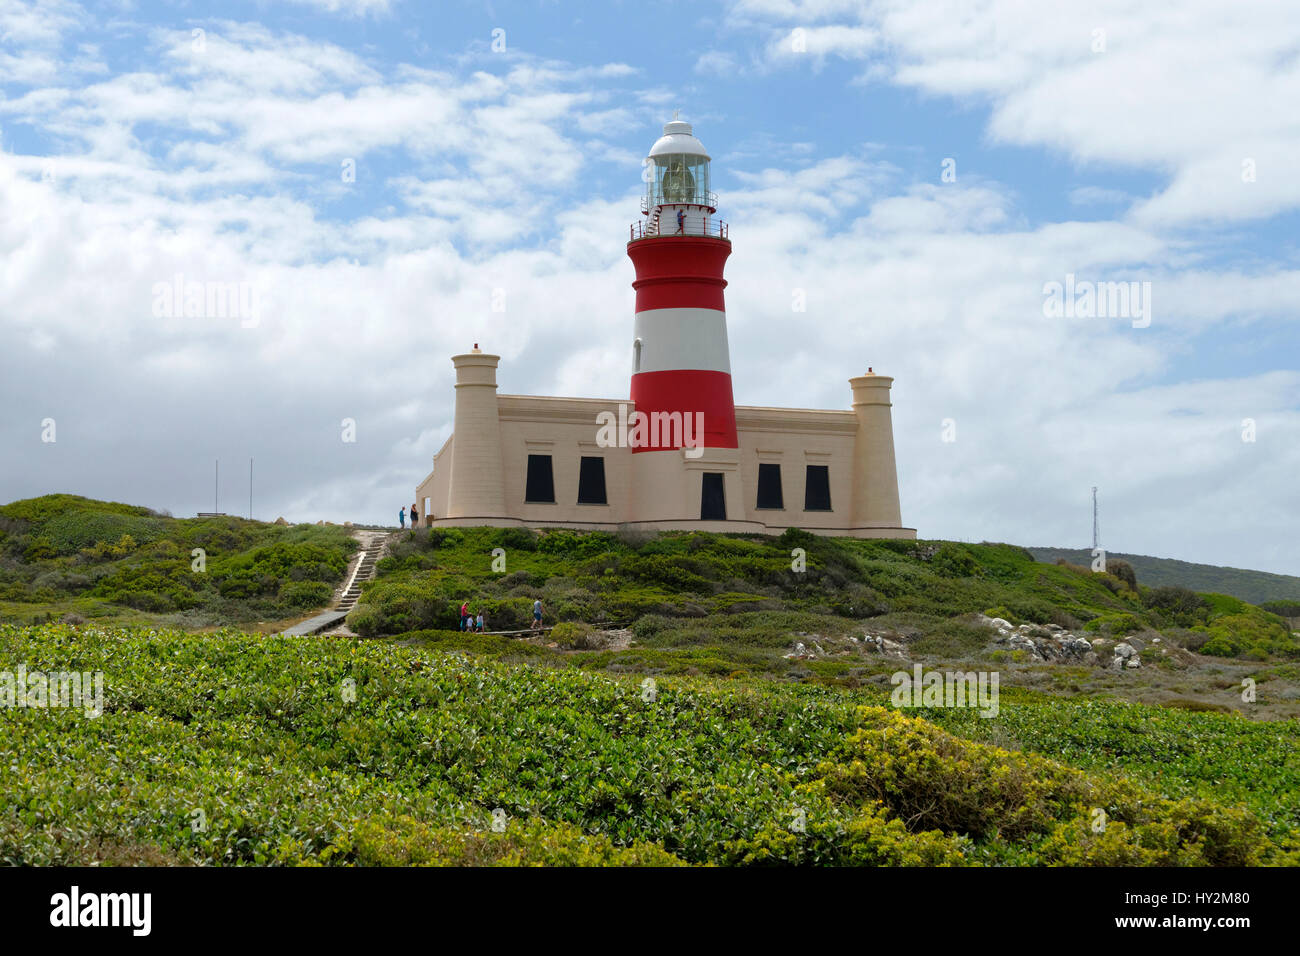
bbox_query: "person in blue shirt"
[675,208,686,235]
[399,506,406,529]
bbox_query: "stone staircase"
[279,530,394,636]
[336,546,380,613]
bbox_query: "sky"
[1,0,1297,574]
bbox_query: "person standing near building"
[410,502,419,529]
[531,598,543,630]
[399,506,406,529]
[675,208,686,235]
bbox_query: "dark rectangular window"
[804,465,832,511]
[577,456,607,505]
[525,454,555,503]
[701,472,726,520]
[756,463,784,510]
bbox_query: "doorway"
[700,472,726,520]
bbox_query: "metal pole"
[1091,487,1099,550]
[215,460,219,514]
[249,457,253,520]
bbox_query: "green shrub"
[0,624,1289,867]
[351,815,685,866]
[929,543,978,577]
[280,581,333,609]
[551,621,598,649]
[630,614,674,639]
[428,528,465,549]
[492,527,538,552]
[1108,559,1138,590]
[1144,585,1208,627]
[1083,612,1143,636]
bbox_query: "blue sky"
[2,0,1298,574]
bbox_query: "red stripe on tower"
[628,118,737,453]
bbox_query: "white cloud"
[0,0,82,46]
[283,0,395,17]
[1068,185,1129,206]
[728,0,1300,226]
[695,50,740,76]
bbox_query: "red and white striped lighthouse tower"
[627,117,736,453]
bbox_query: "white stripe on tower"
[633,307,732,374]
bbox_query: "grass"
[0,494,356,625]
[4,499,1298,867]
[2,621,1293,866]
[350,526,1298,664]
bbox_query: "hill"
[4,499,1300,867]
[1027,547,1300,606]
[0,494,356,628]
[349,527,1298,664]
[2,621,1294,866]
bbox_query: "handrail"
[629,219,730,241]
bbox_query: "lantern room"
[645,118,714,210]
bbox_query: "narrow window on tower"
[524,455,555,503]
[577,456,608,505]
[804,465,832,512]
[632,338,642,373]
[756,463,784,510]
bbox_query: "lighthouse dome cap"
[648,119,710,160]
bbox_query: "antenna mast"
[1091,486,1099,550]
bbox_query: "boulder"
[1061,637,1093,658]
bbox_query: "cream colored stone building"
[416,121,914,540]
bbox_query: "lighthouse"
[627,118,737,454]
[417,117,914,539]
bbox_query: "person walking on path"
[531,598,544,630]
[399,506,406,529]
[460,601,469,631]
[476,610,485,633]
